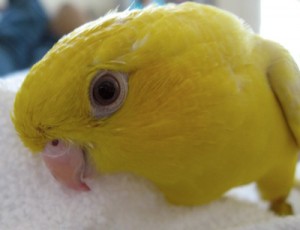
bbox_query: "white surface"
[0,70,28,92]
[214,0,260,32]
[260,0,300,67]
[0,74,300,229]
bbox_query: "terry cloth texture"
[0,74,300,230]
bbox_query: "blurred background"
[0,0,299,77]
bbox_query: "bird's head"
[12,3,250,191]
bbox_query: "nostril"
[44,139,68,157]
[51,139,59,146]
[42,140,90,191]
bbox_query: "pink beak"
[41,140,90,191]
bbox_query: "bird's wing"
[266,40,300,146]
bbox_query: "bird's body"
[13,3,300,214]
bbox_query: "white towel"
[0,74,299,230]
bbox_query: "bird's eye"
[90,71,128,118]
[92,74,120,106]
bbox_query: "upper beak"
[41,140,90,191]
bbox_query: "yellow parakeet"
[12,3,300,215]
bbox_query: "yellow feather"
[12,3,300,214]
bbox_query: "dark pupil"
[98,81,116,100]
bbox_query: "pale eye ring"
[90,71,128,118]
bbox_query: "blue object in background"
[0,0,166,77]
[0,0,57,77]
[130,0,165,9]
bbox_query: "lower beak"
[41,140,90,191]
